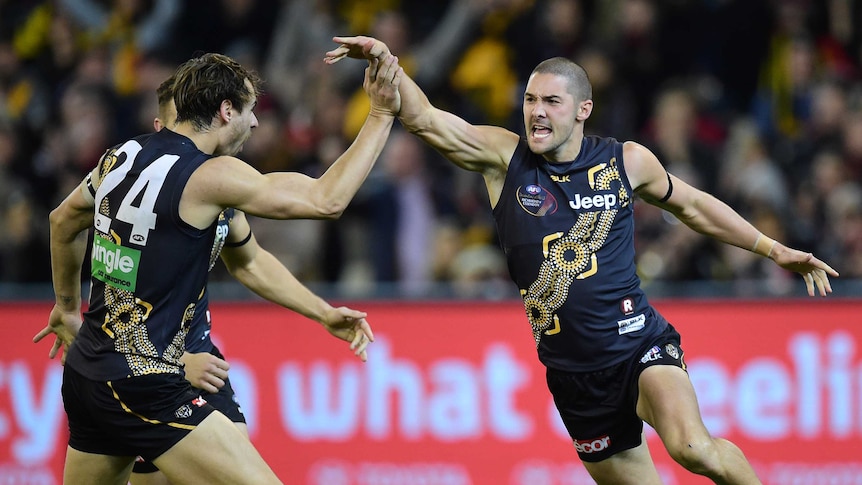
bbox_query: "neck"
[173,122,219,155]
[545,131,585,163]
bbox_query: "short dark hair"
[156,75,175,109]
[532,57,592,102]
[172,53,262,131]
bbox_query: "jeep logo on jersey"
[568,192,617,211]
[517,184,558,216]
[91,237,141,292]
[574,435,611,454]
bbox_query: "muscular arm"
[220,213,331,320]
[185,113,394,223]
[219,212,374,360]
[181,56,402,227]
[624,141,838,295]
[328,35,519,207]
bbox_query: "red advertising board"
[1,299,860,484]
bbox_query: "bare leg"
[130,422,250,485]
[637,365,762,484]
[153,413,280,485]
[63,446,134,485]
[581,435,664,485]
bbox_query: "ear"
[219,100,233,123]
[576,99,593,122]
[153,118,163,132]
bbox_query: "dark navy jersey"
[185,208,235,354]
[65,129,217,380]
[493,136,668,372]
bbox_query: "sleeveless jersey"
[65,129,217,380]
[493,136,669,372]
[185,208,235,354]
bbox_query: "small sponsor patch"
[175,404,192,419]
[640,345,662,363]
[619,297,635,315]
[617,314,645,335]
[517,185,558,216]
[192,396,208,407]
[573,435,611,454]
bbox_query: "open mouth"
[531,125,552,139]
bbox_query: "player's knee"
[667,438,722,477]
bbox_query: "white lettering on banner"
[0,465,56,485]
[766,462,862,485]
[0,362,63,464]
[278,362,362,440]
[307,460,472,485]
[510,460,678,485]
[277,338,533,441]
[791,332,855,439]
[690,331,861,440]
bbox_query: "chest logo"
[569,192,618,211]
[516,184,558,216]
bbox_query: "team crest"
[665,343,680,360]
[174,404,193,419]
[517,184,558,216]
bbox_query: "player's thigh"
[129,470,172,485]
[153,412,281,485]
[63,446,135,485]
[636,364,711,448]
[234,421,249,438]
[581,438,663,485]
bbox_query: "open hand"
[33,305,82,364]
[771,246,839,296]
[365,54,402,117]
[321,306,375,362]
[325,36,391,64]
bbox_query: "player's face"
[523,72,579,161]
[221,79,258,156]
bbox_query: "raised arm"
[183,55,402,225]
[219,211,373,361]
[624,141,839,296]
[327,35,519,206]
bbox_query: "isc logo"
[573,435,611,453]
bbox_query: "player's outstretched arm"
[220,212,374,361]
[327,35,518,206]
[625,141,838,296]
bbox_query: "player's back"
[66,129,218,381]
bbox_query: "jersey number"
[94,140,180,246]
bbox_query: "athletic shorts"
[133,345,246,474]
[63,364,216,462]
[546,323,686,463]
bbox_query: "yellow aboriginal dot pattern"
[94,227,191,376]
[524,158,631,346]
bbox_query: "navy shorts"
[63,364,216,462]
[546,324,686,462]
[133,346,246,473]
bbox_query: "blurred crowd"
[0,0,860,298]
